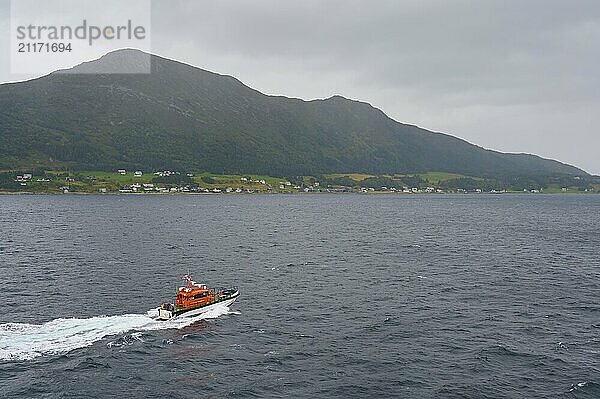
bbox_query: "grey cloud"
[150,0,600,106]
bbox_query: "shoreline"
[1,190,597,196]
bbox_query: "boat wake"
[0,305,234,362]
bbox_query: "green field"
[417,172,472,184]
[326,173,376,181]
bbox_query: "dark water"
[1,194,599,398]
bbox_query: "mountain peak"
[59,48,152,74]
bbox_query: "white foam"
[0,305,233,361]
[569,381,589,392]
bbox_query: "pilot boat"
[148,273,239,321]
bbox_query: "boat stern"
[148,303,175,321]
[156,308,173,320]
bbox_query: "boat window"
[190,292,209,300]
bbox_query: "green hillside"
[0,49,587,178]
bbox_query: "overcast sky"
[1,0,599,174]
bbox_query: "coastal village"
[2,169,597,194]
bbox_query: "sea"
[0,194,599,398]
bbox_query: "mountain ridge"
[0,48,587,177]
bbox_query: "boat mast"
[183,270,193,288]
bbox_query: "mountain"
[0,49,587,177]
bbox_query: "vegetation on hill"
[0,49,587,179]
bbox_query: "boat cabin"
[175,274,215,310]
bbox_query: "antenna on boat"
[182,270,193,288]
